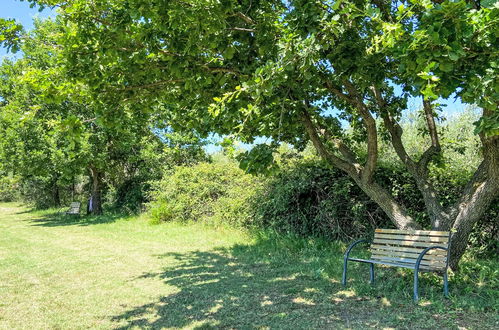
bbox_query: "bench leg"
[443,271,449,298]
[369,263,375,284]
[342,257,348,286]
[413,269,419,303]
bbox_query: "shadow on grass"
[27,212,125,227]
[15,207,39,215]
[109,237,496,329]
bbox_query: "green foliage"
[148,117,497,254]
[2,2,496,268]
[103,131,209,214]
[0,176,20,202]
[236,143,279,175]
[0,19,210,212]
[252,158,449,240]
[0,18,23,53]
[252,159,383,239]
[149,158,262,226]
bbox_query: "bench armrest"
[415,245,449,271]
[344,239,370,259]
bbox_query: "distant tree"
[0,19,171,213]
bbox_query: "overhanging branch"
[301,108,358,176]
[343,80,378,183]
[324,81,378,181]
[235,12,255,25]
[418,99,441,172]
[374,86,449,228]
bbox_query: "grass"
[0,202,497,329]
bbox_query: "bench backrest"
[67,202,81,214]
[370,229,450,270]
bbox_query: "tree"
[0,19,173,213]
[12,0,499,268]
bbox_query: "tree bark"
[376,92,450,229]
[353,177,422,230]
[311,84,498,270]
[447,132,499,269]
[89,166,103,215]
[448,176,498,269]
[301,108,421,230]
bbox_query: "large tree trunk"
[354,178,421,230]
[89,166,103,215]
[447,134,499,270]
[381,102,499,270]
[305,87,498,271]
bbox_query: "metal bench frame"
[342,230,451,303]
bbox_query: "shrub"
[104,178,151,214]
[148,152,497,255]
[148,158,262,227]
[251,158,497,254]
[0,175,21,202]
[251,159,391,241]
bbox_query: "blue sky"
[0,0,55,59]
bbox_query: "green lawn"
[0,203,497,329]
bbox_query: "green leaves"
[13,0,498,162]
[0,18,24,53]
[236,144,279,176]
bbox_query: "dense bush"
[103,131,210,214]
[252,160,387,240]
[252,159,497,254]
[148,157,262,226]
[148,154,497,255]
[0,175,20,202]
[145,109,498,255]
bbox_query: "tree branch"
[343,80,378,183]
[373,86,415,167]
[301,107,358,176]
[235,11,255,25]
[418,99,441,172]
[111,79,183,92]
[374,86,449,228]
[202,66,242,75]
[302,98,419,230]
[325,81,378,181]
[318,126,360,165]
[228,27,256,33]
[370,0,394,21]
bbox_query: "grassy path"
[0,203,497,329]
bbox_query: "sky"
[0,0,55,60]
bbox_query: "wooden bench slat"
[374,233,449,243]
[371,249,447,261]
[347,258,441,271]
[66,202,81,215]
[372,238,449,249]
[345,229,451,300]
[375,228,449,236]
[370,244,447,256]
[371,255,446,268]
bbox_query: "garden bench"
[342,228,451,302]
[65,202,81,215]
